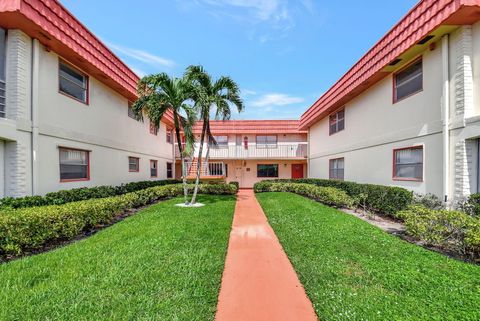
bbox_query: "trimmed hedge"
[0,179,182,210]
[254,182,353,208]
[0,183,238,256]
[397,205,480,260]
[255,179,413,216]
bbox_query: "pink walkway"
[215,189,317,321]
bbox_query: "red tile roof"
[300,0,480,130]
[0,0,173,125]
[192,120,307,134]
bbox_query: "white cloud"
[251,93,304,107]
[107,43,175,69]
[196,0,287,22]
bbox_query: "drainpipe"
[30,39,39,195]
[442,35,450,205]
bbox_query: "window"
[129,157,140,172]
[393,146,423,181]
[150,160,158,177]
[127,102,138,120]
[210,135,228,148]
[59,147,89,181]
[257,164,279,178]
[329,158,344,180]
[256,135,277,149]
[167,162,173,179]
[149,122,158,135]
[329,109,345,135]
[59,60,88,103]
[0,28,6,118]
[166,129,173,144]
[394,58,423,102]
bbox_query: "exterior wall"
[0,29,175,197]
[223,159,307,188]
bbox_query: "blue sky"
[61,0,418,120]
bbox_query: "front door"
[235,165,243,187]
[291,164,304,179]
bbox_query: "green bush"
[254,182,353,208]
[0,179,182,210]
[0,183,237,256]
[255,179,413,216]
[457,193,480,217]
[397,205,480,260]
[229,181,240,189]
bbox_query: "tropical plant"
[185,65,244,204]
[132,73,196,204]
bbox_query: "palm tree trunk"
[173,114,189,205]
[191,120,207,204]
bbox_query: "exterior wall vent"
[417,35,434,45]
[388,58,402,66]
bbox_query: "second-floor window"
[127,102,139,120]
[166,129,173,143]
[59,60,88,104]
[0,28,6,118]
[129,157,140,172]
[211,136,228,148]
[329,158,344,180]
[329,109,345,135]
[149,122,158,135]
[256,135,277,149]
[394,58,423,102]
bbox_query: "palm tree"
[132,73,196,205]
[185,65,244,204]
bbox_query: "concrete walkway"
[215,189,317,321]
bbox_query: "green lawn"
[0,195,236,321]
[256,192,480,321]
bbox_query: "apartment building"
[0,0,175,197]
[175,120,308,188]
[301,0,480,203]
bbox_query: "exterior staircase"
[185,158,226,180]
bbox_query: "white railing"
[0,80,5,118]
[185,161,226,177]
[176,143,307,159]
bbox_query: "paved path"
[215,189,317,321]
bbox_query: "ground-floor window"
[150,160,158,177]
[257,164,278,178]
[59,147,90,181]
[393,146,423,181]
[129,157,140,172]
[329,158,344,180]
[167,162,173,178]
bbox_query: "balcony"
[184,160,226,180]
[175,143,307,160]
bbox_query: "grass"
[0,195,236,321]
[256,192,480,321]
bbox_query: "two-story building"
[301,0,480,203]
[0,0,176,197]
[175,120,308,188]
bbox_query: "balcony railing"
[0,80,5,118]
[185,161,226,178]
[175,143,307,159]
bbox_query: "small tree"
[185,65,244,204]
[133,73,196,204]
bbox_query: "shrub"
[397,205,480,260]
[0,179,182,210]
[229,181,240,189]
[413,193,444,210]
[0,183,236,256]
[254,182,353,208]
[456,193,480,217]
[255,179,413,216]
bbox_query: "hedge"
[0,183,238,256]
[254,182,353,208]
[255,179,413,217]
[397,205,480,260]
[0,179,182,210]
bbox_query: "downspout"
[30,39,39,195]
[442,35,450,205]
